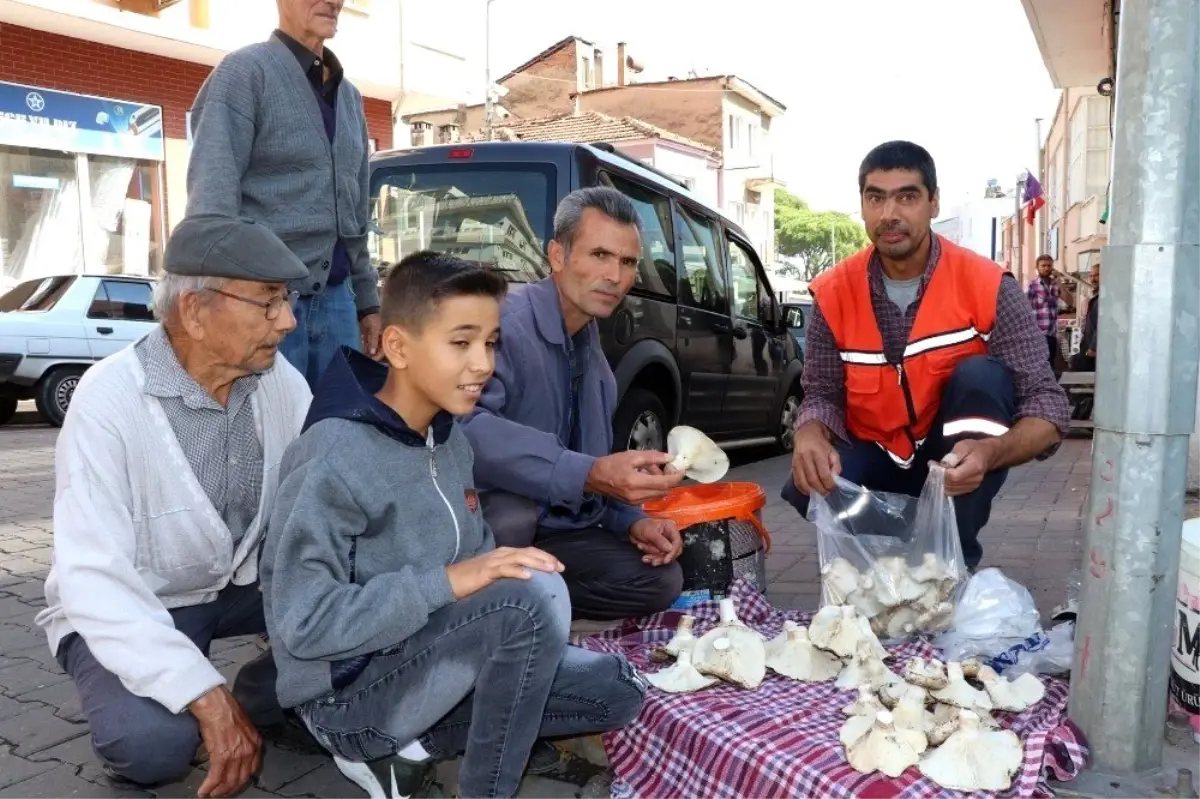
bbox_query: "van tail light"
[448,148,474,159]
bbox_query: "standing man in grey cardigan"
[187,0,381,388]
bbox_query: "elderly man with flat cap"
[37,214,314,797]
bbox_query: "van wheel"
[36,367,84,428]
[776,386,802,453]
[0,397,16,426]
[612,388,668,453]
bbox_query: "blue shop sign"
[0,81,165,162]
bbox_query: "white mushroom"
[862,557,927,607]
[872,605,919,640]
[930,662,994,713]
[644,648,719,693]
[765,623,842,682]
[931,701,1000,736]
[959,658,983,678]
[854,615,890,661]
[842,685,887,717]
[915,601,955,634]
[844,711,927,778]
[666,425,730,483]
[977,665,1046,712]
[810,605,865,658]
[663,615,697,657]
[847,587,890,619]
[911,552,954,584]
[892,685,935,739]
[692,598,766,690]
[918,710,1025,792]
[821,558,862,604]
[835,639,880,691]
[903,657,950,690]
[839,712,876,748]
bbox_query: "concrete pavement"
[0,416,1095,797]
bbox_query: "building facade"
[0,0,468,290]
[402,36,787,263]
[932,197,1014,263]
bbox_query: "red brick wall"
[0,24,394,147]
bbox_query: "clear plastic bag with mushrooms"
[810,465,968,643]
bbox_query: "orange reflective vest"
[810,236,1004,468]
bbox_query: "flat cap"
[164,214,309,283]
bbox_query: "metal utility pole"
[1014,174,1024,279]
[1067,0,1200,790]
[483,0,496,141]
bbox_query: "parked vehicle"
[781,299,811,357]
[0,274,157,426]
[369,141,804,454]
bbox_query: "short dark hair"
[553,187,642,250]
[380,251,508,330]
[1036,254,1055,264]
[858,141,939,196]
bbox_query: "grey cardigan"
[186,37,379,311]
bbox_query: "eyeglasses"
[206,288,300,320]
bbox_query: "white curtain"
[5,177,84,285]
[85,158,137,274]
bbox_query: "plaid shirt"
[797,237,1070,449]
[1026,276,1061,334]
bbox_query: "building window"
[1068,96,1111,207]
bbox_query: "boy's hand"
[447,547,564,599]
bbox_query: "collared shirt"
[135,327,264,543]
[1026,276,1060,334]
[797,236,1070,447]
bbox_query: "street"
[0,414,1093,797]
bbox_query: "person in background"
[1026,254,1074,377]
[783,141,1070,569]
[463,187,686,621]
[260,252,645,798]
[37,216,313,797]
[187,0,381,387]
[1069,262,1101,372]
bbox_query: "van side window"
[727,238,762,322]
[600,172,677,298]
[674,204,728,316]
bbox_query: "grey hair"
[552,187,642,250]
[152,273,227,322]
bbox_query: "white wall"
[933,198,1012,262]
[646,144,719,208]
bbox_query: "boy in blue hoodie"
[260,251,646,799]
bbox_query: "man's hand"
[940,439,998,496]
[1086,348,1096,358]
[446,547,564,599]
[191,687,262,798]
[585,450,685,505]
[359,313,382,359]
[790,420,841,496]
[629,518,683,566]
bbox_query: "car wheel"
[776,386,802,453]
[612,388,669,454]
[0,397,16,427]
[36,367,85,428]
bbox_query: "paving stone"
[17,681,83,723]
[0,763,148,797]
[0,661,70,698]
[2,580,48,603]
[0,694,46,723]
[0,705,87,756]
[0,743,56,789]
[272,761,360,797]
[254,743,328,793]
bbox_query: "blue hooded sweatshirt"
[259,348,494,709]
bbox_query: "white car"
[0,274,157,427]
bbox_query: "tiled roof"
[467,111,718,157]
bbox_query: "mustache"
[875,223,909,237]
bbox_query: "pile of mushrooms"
[838,654,1047,791]
[645,602,892,692]
[821,553,963,639]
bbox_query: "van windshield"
[369,163,555,282]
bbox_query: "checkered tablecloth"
[577,581,1088,799]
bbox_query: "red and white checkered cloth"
[577,581,1088,799]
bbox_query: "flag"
[1022,172,1046,226]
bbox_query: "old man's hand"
[191,686,262,798]
[586,450,685,505]
[630,518,683,566]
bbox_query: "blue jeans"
[295,571,646,798]
[279,282,361,389]
[783,356,1016,567]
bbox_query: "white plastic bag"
[933,568,1042,662]
[810,465,967,641]
[1004,622,1075,678]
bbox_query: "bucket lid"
[643,482,766,529]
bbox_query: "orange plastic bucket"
[643,482,771,552]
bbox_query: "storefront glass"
[0,81,165,293]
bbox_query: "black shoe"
[334,754,445,798]
[524,739,562,776]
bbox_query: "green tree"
[775,189,869,280]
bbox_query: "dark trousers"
[1069,352,1095,372]
[1046,333,1062,378]
[781,356,1016,567]
[57,584,278,786]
